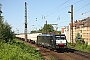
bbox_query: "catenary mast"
[25,2,27,41]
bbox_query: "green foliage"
[55,31,61,34]
[30,24,61,34]
[75,33,85,44]
[42,24,54,33]
[0,16,15,42]
[67,42,71,47]
[0,39,44,60]
[74,43,90,52]
[49,55,56,60]
[86,45,90,52]
[67,42,90,53]
[81,43,88,49]
[30,30,38,33]
[30,30,41,34]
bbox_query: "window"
[55,35,66,40]
[80,30,82,33]
[81,35,82,37]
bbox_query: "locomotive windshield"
[55,35,66,40]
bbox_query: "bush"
[0,39,44,60]
[0,16,15,43]
[86,46,90,52]
[75,33,85,45]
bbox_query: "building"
[62,17,90,45]
[61,26,71,43]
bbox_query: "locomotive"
[37,34,67,50]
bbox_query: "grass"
[49,55,56,60]
[67,42,90,53]
[0,39,44,60]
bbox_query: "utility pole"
[43,16,47,34]
[68,5,73,45]
[25,2,27,42]
[46,20,47,34]
[36,18,37,31]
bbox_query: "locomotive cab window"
[55,35,66,40]
[60,36,66,40]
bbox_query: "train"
[16,33,67,50]
[36,33,67,50]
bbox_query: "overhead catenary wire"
[74,3,90,12]
[37,0,89,30]
[43,0,71,17]
[75,11,90,20]
[82,11,90,14]
[71,3,90,20]
[49,0,84,23]
[56,0,84,14]
[57,11,90,26]
[41,0,84,24]
[57,18,78,25]
[45,0,84,17]
[57,2,90,23]
[55,2,90,26]
[36,0,84,22]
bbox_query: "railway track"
[17,38,90,60]
[73,49,90,59]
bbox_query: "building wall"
[64,26,71,43]
[61,28,64,33]
[63,18,90,45]
[72,26,90,45]
[73,27,76,43]
[65,26,70,43]
[88,27,90,45]
[69,25,71,43]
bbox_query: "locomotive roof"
[38,33,66,36]
[38,34,54,36]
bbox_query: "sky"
[0,0,90,34]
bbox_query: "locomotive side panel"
[37,34,55,48]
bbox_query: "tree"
[0,16,4,40]
[30,30,37,34]
[30,24,61,34]
[0,16,15,42]
[42,24,54,33]
[75,33,85,44]
[55,31,61,34]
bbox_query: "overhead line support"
[68,5,73,45]
[25,2,27,42]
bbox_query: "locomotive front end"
[55,34,67,49]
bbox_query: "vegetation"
[0,16,15,42]
[30,24,61,34]
[67,33,90,52]
[49,55,56,60]
[0,39,44,60]
[30,30,41,34]
[75,33,85,44]
[67,42,90,52]
[41,24,54,33]
[0,10,44,60]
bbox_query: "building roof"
[61,28,65,33]
[69,17,90,28]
